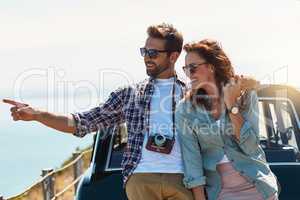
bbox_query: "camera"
[146,133,175,154]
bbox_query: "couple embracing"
[4,23,279,200]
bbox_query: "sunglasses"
[140,47,169,59]
[182,62,208,75]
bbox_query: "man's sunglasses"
[182,62,208,75]
[140,47,169,59]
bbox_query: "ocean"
[0,97,97,198]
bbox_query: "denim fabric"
[176,90,278,200]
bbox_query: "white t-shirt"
[216,119,230,164]
[134,78,184,174]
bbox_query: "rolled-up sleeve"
[176,102,206,189]
[72,88,125,137]
[238,90,260,155]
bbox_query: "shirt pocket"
[195,123,224,148]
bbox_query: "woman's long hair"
[184,39,234,110]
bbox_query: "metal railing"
[2,149,92,200]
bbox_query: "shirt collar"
[148,73,186,86]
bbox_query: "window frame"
[259,97,300,165]
[105,125,125,172]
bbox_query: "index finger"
[3,99,28,107]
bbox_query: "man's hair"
[147,23,183,54]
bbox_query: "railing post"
[41,168,54,200]
[73,151,83,191]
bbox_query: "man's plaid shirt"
[72,76,186,185]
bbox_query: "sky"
[0,0,300,107]
[0,0,299,197]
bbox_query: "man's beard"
[145,61,171,78]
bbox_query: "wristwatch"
[229,103,239,115]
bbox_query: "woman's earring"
[209,65,214,73]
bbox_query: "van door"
[259,98,300,199]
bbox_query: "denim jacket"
[176,90,278,200]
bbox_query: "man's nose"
[144,55,151,63]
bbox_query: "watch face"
[231,106,239,114]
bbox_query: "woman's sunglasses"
[182,62,208,75]
[140,47,169,59]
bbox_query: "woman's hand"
[223,77,241,109]
[192,186,206,200]
[240,75,260,91]
[223,75,259,109]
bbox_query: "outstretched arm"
[3,99,76,133]
[4,87,125,137]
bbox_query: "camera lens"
[154,134,166,147]
[157,135,164,140]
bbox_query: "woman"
[176,39,278,200]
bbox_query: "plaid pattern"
[72,76,186,186]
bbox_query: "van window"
[106,124,128,169]
[265,100,298,150]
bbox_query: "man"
[4,23,194,200]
